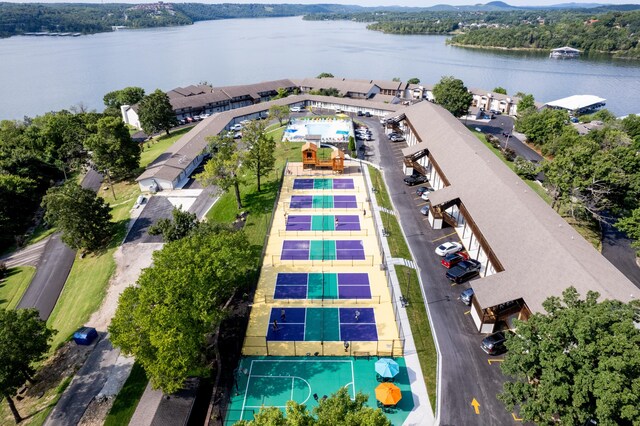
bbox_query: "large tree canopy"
[243,120,276,192]
[432,76,473,118]
[103,86,145,116]
[148,207,199,242]
[41,182,113,252]
[197,134,244,209]
[236,388,391,426]
[109,228,253,394]
[0,308,55,423]
[499,287,640,425]
[85,116,140,179]
[137,89,177,136]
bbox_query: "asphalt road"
[602,219,640,288]
[124,196,173,244]
[16,170,103,320]
[44,334,121,426]
[367,118,520,425]
[468,115,543,163]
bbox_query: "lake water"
[1,16,639,120]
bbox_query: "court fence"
[222,409,256,426]
[282,185,362,193]
[262,295,384,305]
[270,255,375,267]
[276,229,369,237]
[242,337,405,358]
[281,201,367,211]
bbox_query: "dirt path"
[86,242,164,331]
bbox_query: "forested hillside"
[0,2,364,38]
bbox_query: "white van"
[290,106,302,113]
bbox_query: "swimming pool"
[283,118,354,142]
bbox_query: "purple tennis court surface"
[266,307,378,342]
[289,195,358,209]
[292,178,355,190]
[285,215,361,231]
[281,240,366,260]
[274,272,371,299]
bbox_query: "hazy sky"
[5,0,639,6]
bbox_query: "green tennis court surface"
[226,356,413,425]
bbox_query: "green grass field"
[0,266,35,310]
[140,126,194,168]
[104,363,148,426]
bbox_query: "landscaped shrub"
[513,156,538,180]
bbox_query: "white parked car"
[420,189,435,201]
[230,124,242,131]
[290,106,302,113]
[435,241,463,257]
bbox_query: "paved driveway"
[376,133,521,425]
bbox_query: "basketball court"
[225,356,414,426]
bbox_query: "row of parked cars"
[177,113,211,125]
[407,174,511,355]
[434,238,510,355]
[355,126,372,141]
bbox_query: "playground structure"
[301,143,345,173]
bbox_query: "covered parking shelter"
[544,95,606,116]
[392,101,637,332]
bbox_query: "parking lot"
[374,122,525,425]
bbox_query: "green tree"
[621,114,640,145]
[392,77,401,82]
[109,228,253,394]
[617,208,640,252]
[310,88,341,97]
[236,388,390,426]
[272,88,290,100]
[513,156,537,180]
[516,93,535,114]
[103,86,145,115]
[243,120,276,192]
[0,308,55,423]
[493,86,507,95]
[138,89,177,136]
[148,207,199,242]
[432,76,473,118]
[85,116,140,179]
[348,136,356,156]
[41,182,113,253]
[316,72,334,78]
[515,108,568,147]
[269,104,290,126]
[0,174,38,247]
[499,287,640,425]
[196,134,244,209]
[407,78,420,85]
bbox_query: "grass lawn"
[206,140,301,247]
[396,265,437,410]
[368,166,393,210]
[139,126,194,168]
[47,178,139,351]
[0,266,35,310]
[368,168,437,413]
[104,363,148,426]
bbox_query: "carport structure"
[392,101,638,333]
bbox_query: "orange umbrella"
[375,382,402,406]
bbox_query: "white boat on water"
[550,46,580,59]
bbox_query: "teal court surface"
[225,356,413,425]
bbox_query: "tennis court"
[281,240,365,261]
[289,195,358,209]
[274,272,371,299]
[266,307,378,342]
[226,356,413,425]
[286,215,361,232]
[293,178,355,190]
